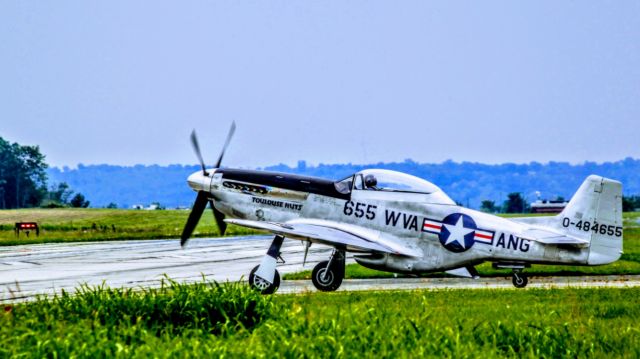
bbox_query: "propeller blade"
[213,121,236,169]
[209,200,227,236]
[190,130,208,175]
[180,191,209,247]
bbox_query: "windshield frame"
[334,175,353,194]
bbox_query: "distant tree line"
[623,196,640,212]
[265,159,640,211]
[0,137,48,208]
[479,193,529,214]
[481,193,639,213]
[42,182,90,208]
[45,155,640,212]
[0,137,89,209]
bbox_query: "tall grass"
[211,288,640,358]
[0,279,273,357]
[2,284,638,357]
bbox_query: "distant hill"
[47,158,640,209]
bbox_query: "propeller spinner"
[181,122,235,247]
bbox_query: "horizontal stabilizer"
[519,228,589,247]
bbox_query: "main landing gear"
[248,237,346,294]
[311,249,345,292]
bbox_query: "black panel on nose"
[217,169,350,200]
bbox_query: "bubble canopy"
[335,169,446,195]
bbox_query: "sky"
[1,1,639,169]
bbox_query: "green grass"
[0,208,258,245]
[0,279,274,357]
[2,281,639,357]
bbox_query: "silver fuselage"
[192,168,590,274]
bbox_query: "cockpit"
[335,169,440,194]
[334,169,455,204]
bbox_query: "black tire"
[249,265,280,294]
[512,274,528,288]
[311,261,344,292]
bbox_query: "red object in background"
[15,222,39,237]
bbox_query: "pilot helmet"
[364,174,377,188]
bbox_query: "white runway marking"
[0,237,638,302]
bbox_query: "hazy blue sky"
[1,1,639,168]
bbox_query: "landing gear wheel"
[312,261,344,292]
[512,273,528,288]
[249,265,280,294]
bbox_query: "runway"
[1,236,638,303]
[0,235,332,302]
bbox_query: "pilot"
[364,174,378,190]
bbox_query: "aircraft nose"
[187,170,212,192]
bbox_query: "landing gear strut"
[249,235,284,294]
[311,248,345,292]
[511,269,528,288]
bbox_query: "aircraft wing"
[518,228,589,246]
[225,218,421,257]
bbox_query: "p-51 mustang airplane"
[180,123,623,294]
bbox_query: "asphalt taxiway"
[0,236,333,302]
[278,274,640,293]
[1,236,638,302]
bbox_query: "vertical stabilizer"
[557,175,623,265]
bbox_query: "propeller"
[180,191,209,246]
[214,121,236,169]
[181,122,236,247]
[190,130,208,176]
[210,200,227,235]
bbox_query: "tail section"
[557,175,623,264]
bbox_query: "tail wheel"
[249,265,280,294]
[512,273,528,288]
[311,261,344,292]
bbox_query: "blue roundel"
[438,213,478,253]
